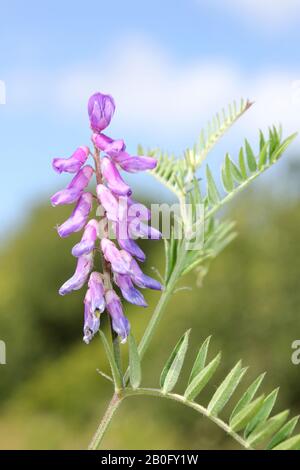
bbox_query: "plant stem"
[124,244,186,384]
[124,388,252,450]
[88,393,123,450]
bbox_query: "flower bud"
[51,166,94,207]
[96,184,119,221]
[72,219,98,257]
[88,272,106,313]
[115,153,157,173]
[57,192,93,238]
[59,252,93,295]
[129,258,162,291]
[88,92,115,132]
[114,273,147,307]
[92,133,125,155]
[101,238,131,274]
[83,289,100,344]
[52,146,89,174]
[101,157,132,196]
[105,289,130,342]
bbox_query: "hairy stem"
[88,393,123,450]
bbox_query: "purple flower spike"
[101,238,131,274]
[59,252,93,295]
[57,192,93,238]
[52,146,90,174]
[114,273,147,307]
[83,289,100,344]
[129,258,162,291]
[96,184,119,221]
[105,289,130,343]
[51,165,94,207]
[88,272,106,313]
[116,153,157,173]
[88,92,115,132]
[92,133,125,155]
[101,157,132,196]
[72,219,99,257]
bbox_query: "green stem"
[124,245,186,384]
[88,393,123,450]
[124,388,252,450]
[110,320,123,383]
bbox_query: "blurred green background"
[0,162,300,450]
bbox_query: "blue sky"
[1,0,300,237]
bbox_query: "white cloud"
[8,36,300,148]
[203,0,300,29]
[55,37,300,144]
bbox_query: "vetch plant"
[51,92,300,450]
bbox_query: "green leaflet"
[238,147,247,180]
[188,336,211,384]
[160,330,190,394]
[222,154,234,192]
[206,165,221,205]
[267,415,299,449]
[270,132,298,162]
[259,129,266,151]
[247,410,289,447]
[207,361,247,416]
[184,353,221,401]
[244,388,279,438]
[244,138,257,172]
[258,142,268,170]
[230,395,265,432]
[273,433,300,450]
[128,333,142,390]
[228,155,244,183]
[230,372,266,422]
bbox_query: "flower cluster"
[51,92,162,344]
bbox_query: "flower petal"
[101,157,132,196]
[72,219,99,257]
[114,273,147,307]
[88,271,106,313]
[129,258,162,291]
[96,184,119,221]
[57,192,93,238]
[116,154,157,173]
[52,146,89,174]
[59,252,93,295]
[51,165,93,206]
[83,289,100,344]
[105,289,130,342]
[101,238,131,274]
[92,133,125,155]
[88,92,115,132]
